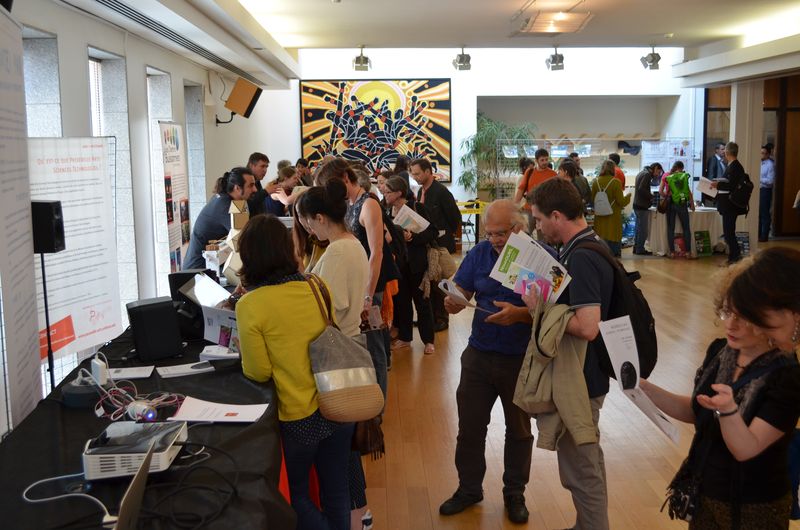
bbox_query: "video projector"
[82,421,187,480]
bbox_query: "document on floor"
[438,279,493,313]
[392,204,430,233]
[599,316,680,444]
[168,396,269,423]
[202,306,240,352]
[156,361,215,379]
[697,176,718,197]
[489,232,570,302]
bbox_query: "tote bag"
[306,274,384,422]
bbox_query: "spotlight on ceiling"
[545,47,564,70]
[640,46,661,70]
[453,47,471,70]
[353,45,371,71]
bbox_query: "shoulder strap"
[305,273,337,328]
[600,177,614,193]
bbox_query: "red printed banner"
[38,315,77,360]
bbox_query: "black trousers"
[454,346,533,497]
[393,271,435,344]
[429,280,449,326]
[722,212,741,263]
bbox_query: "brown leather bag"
[351,415,385,460]
[657,196,669,214]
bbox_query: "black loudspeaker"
[0,0,13,13]
[224,77,262,118]
[31,201,66,254]
[126,297,183,361]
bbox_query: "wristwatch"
[715,406,738,418]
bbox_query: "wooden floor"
[363,240,800,530]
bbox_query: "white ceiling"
[237,0,800,50]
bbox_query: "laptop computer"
[113,442,154,530]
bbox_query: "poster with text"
[0,10,42,430]
[28,138,122,361]
[159,122,189,272]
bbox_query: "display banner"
[0,10,42,431]
[159,122,190,272]
[28,138,122,361]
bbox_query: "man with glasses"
[438,199,537,525]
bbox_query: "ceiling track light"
[640,46,661,70]
[453,47,471,70]
[545,46,564,70]
[353,45,371,71]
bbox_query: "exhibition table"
[646,206,747,256]
[0,329,295,529]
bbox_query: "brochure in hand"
[489,232,570,303]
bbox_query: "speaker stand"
[39,253,56,391]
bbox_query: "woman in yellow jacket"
[591,160,630,257]
[236,214,353,530]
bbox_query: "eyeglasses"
[484,225,516,240]
[718,308,751,326]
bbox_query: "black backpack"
[729,172,753,213]
[569,239,658,379]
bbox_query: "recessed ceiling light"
[511,10,593,36]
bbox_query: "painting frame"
[299,78,452,182]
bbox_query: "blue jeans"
[633,208,650,253]
[759,187,773,240]
[281,420,355,530]
[666,202,691,253]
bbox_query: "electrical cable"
[138,441,240,530]
[22,472,117,528]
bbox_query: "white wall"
[241,47,693,201]
[16,0,213,298]
[478,96,663,138]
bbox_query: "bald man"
[438,199,535,525]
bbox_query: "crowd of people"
[184,148,798,530]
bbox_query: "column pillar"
[729,80,764,253]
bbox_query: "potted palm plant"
[458,112,537,197]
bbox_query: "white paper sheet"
[697,176,718,197]
[438,279,494,313]
[199,345,239,361]
[108,366,155,380]
[179,273,231,308]
[599,316,679,443]
[392,204,431,234]
[489,232,570,302]
[168,396,268,423]
[156,362,215,379]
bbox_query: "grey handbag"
[305,274,384,422]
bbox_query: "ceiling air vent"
[68,0,266,86]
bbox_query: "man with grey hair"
[438,199,536,525]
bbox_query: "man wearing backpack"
[663,162,695,258]
[528,178,616,530]
[711,142,749,265]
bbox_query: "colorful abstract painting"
[300,79,452,180]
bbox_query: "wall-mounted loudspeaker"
[0,0,13,13]
[31,200,66,254]
[224,77,262,118]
